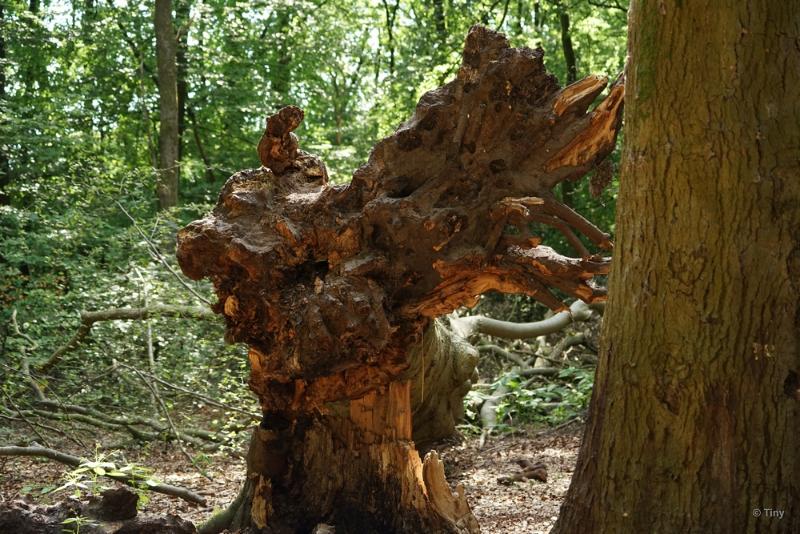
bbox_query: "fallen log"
[0,445,206,506]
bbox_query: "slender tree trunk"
[557,3,577,209]
[175,0,189,162]
[0,3,11,205]
[382,0,400,75]
[433,0,446,41]
[187,105,214,182]
[154,0,179,209]
[553,1,800,533]
[270,7,292,108]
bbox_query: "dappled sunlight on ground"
[1,424,582,533]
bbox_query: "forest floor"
[0,422,582,533]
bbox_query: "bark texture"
[553,2,800,533]
[178,26,622,533]
[404,320,479,447]
[155,0,179,209]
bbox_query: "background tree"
[154,0,180,208]
[554,1,800,532]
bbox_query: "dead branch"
[0,444,206,505]
[128,365,212,479]
[36,304,215,374]
[0,409,88,450]
[116,201,213,306]
[1,390,49,447]
[451,299,593,339]
[112,360,259,419]
[477,344,529,367]
[31,400,226,447]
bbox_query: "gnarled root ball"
[177,25,623,413]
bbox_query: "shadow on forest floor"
[0,423,581,533]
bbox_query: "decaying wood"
[177,25,623,533]
[0,491,196,534]
[497,459,548,484]
[404,320,479,446]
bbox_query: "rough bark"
[553,2,800,533]
[155,0,180,209]
[178,26,622,533]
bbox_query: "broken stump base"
[229,381,479,534]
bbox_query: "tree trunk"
[155,0,179,209]
[382,0,400,75]
[175,0,190,163]
[433,0,446,39]
[270,6,293,108]
[553,2,800,533]
[179,26,623,533]
[0,3,11,205]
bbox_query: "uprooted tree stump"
[178,25,623,534]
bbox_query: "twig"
[586,0,627,13]
[37,304,215,373]
[10,309,39,350]
[477,344,528,368]
[116,201,212,306]
[0,410,88,450]
[19,358,46,402]
[9,310,46,401]
[534,414,582,437]
[128,367,212,480]
[133,267,159,410]
[113,361,259,419]
[1,390,49,447]
[0,444,206,505]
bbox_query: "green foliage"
[1,0,625,450]
[495,366,594,426]
[62,515,97,534]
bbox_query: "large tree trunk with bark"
[178,26,623,533]
[155,0,180,209]
[553,2,800,533]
